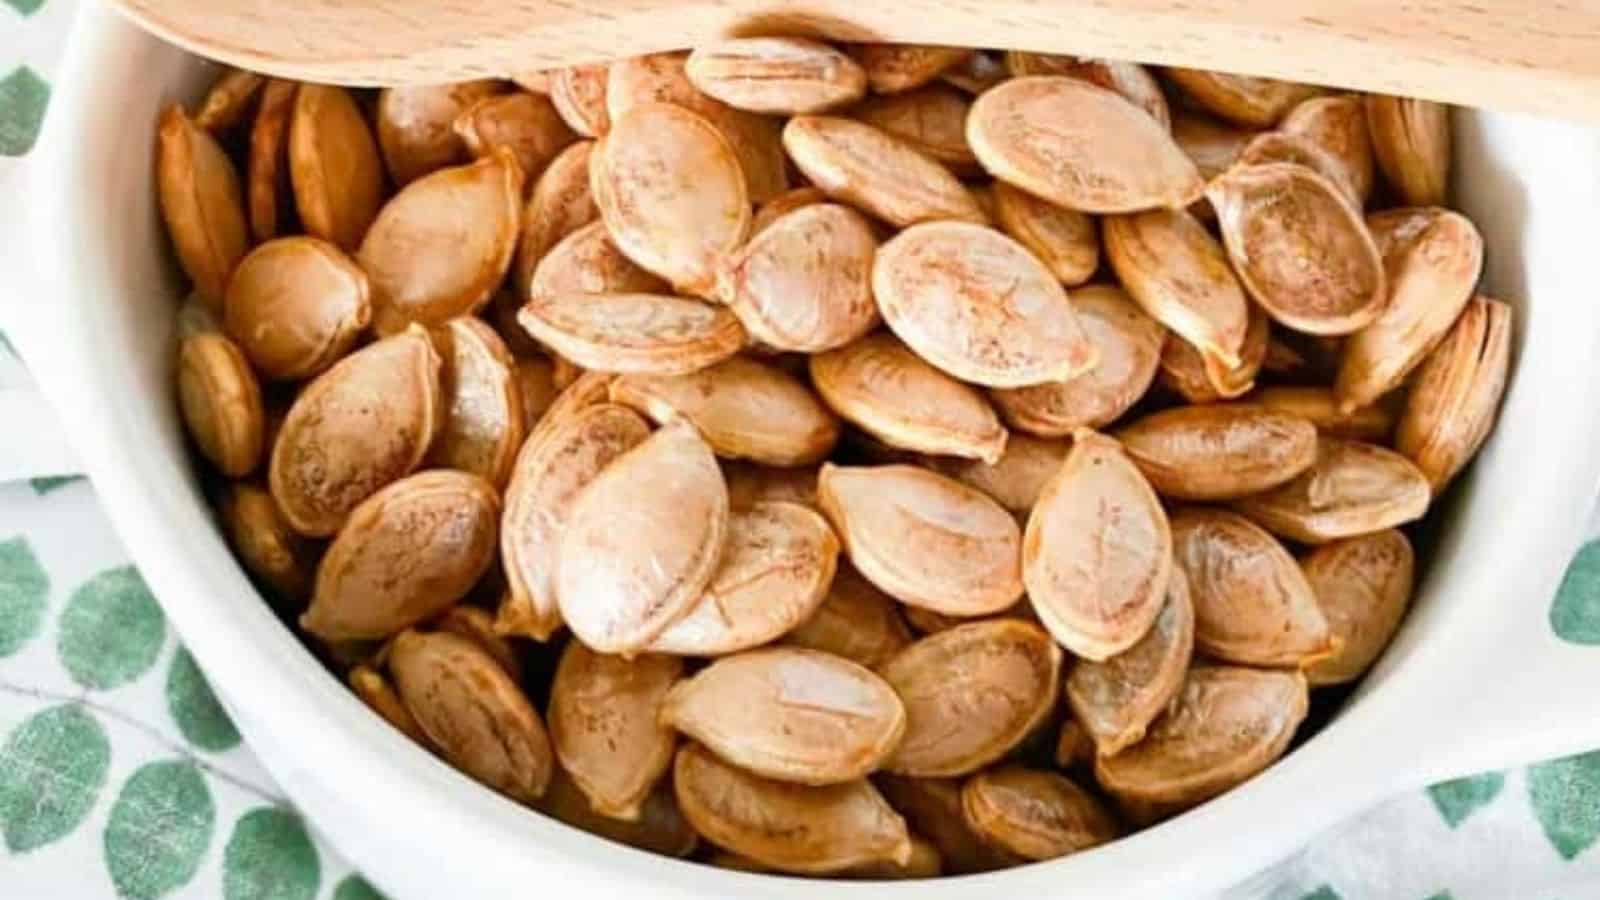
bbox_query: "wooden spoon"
[113,0,1600,122]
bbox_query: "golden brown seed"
[1067,564,1194,756]
[1117,404,1318,501]
[349,664,428,744]
[1233,438,1431,544]
[1303,529,1415,686]
[686,37,867,114]
[989,285,1165,437]
[1172,112,1255,183]
[783,115,987,227]
[1164,70,1321,128]
[550,64,611,137]
[611,357,839,466]
[431,606,522,682]
[675,743,911,873]
[177,332,264,478]
[269,326,443,537]
[528,220,668,302]
[591,103,750,296]
[376,80,502,186]
[1236,131,1362,208]
[290,85,386,251]
[195,68,265,132]
[834,835,944,879]
[517,292,745,376]
[1208,162,1386,336]
[661,647,904,784]
[646,502,840,656]
[220,482,316,604]
[879,619,1061,777]
[853,44,973,94]
[548,641,681,820]
[1252,386,1396,442]
[899,606,970,637]
[819,464,1023,617]
[874,222,1096,387]
[1003,53,1170,129]
[247,79,298,242]
[991,181,1099,286]
[1366,95,1451,206]
[1282,94,1375,206]
[157,105,249,306]
[940,50,1008,95]
[718,203,880,354]
[388,629,554,804]
[539,772,699,858]
[558,419,728,655]
[968,77,1203,213]
[811,333,1008,463]
[359,149,524,335]
[1395,295,1512,492]
[1055,719,1092,769]
[1024,430,1171,660]
[877,776,1018,874]
[783,563,912,668]
[1171,508,1334,668]
[928,433,1071,518]
[1104,208,1249,367]
[498,402,650,641]
[750,186,828,236]
[1335,208,1485,413]
[453,91,577,182]
[513,140,598,296]
[853,84,979,174]
[427,317,525,488]
[960,767,1119,860]
[1157,304,1269,404]
[1094,665,1309,822]
[301,470,499,641]
[515,357,560,427]
[723,462,819,511]
[223,237,372,381]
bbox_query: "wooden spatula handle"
[113,0,1600,121]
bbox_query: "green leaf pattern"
[166,648,242,753]
[1427,772,1505,829]
[0,535,49,657]
[103,760,216,899]
[223,807,322,900]
[57,565,166,691]
[0,704,109,852]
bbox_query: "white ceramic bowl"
[12,6,1600,898]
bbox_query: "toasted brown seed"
[877,775,1019,874]
[1252,386,1396,442]
[928,433,1071,518]
[1170,508,1334,667]
[674,743,911,873]
[1366,96,1451,206]
[518,292,745,376]
[157,105,249,306]
[718,203,880,353]
[376,80,502,186]
[549,641,681,820]
[1335,208,1485,412]
[1067,563,1195,756]
[1117,404,1318,501]
[539,771,698,857]
[969,77,1203,213]
[662,647,904,783]
[961,766,1119,860]
[990,285,1164,437]
[1208,163,1386,336]
[854,84,979,174]
[724,462,819,511]
[1303,529,1415,686]
[498,401,650,641]
[302,470,499,641]
[360,150,524,335]
[1055,718,1092,769]
[1024,431,1171,660]
[647,502,840,655]
[784,115,986,227]
[1095,665,1308,822]
[820,464,1023,617]
[558,419,729,655]
[195,68,265,132]
[513,140,598,296]
[991,181,1099,286]
[550,64,611,137]
[349,664,429,744]
[290,85,386,251]
[224,237,372,381]
[177,333,264,478]
[1003,53,1170,129]
[852,44,974,94]
[515,358,560,427]
[1104,208,1249,367]
[453,91,576,182]
[528,220,669,302]
[812,333,1008,463]
[1172,111,1255,183]
[389,629,553,804]
[875,222,1096,387]
[783,563,912,668]
[269,326,443,537]
[750,186,828,236]
[221,483,317,604]
[686,37,867,114]
[879,619,1061,777]
[1157,303,1269,403]
[431,606,522,682]
[427,318,525,488]
[247,80,298,242]
[1164,70,1321,128]
[1236,131,1362,209]
[1282,94,1375,206]
[899,605,970,637]
[1395,295,1512,492]
[1233,438,1431,544]
[834,834,944,879]
[940,51,1008,95]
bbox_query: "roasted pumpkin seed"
[290,85,386,251]
[427,317,525,487]
[1104,208,1249,367]
[518,292,745,376]
[1233,438,1431,544]
[686,37,867,115]
[853,84,979,174]
[853,44,973,94]
[1395,295,1512,492]
[1303,529,1415,686]
[960,766,1119,860]
[223,236,372,381]
[783,563,913,668]
[783,115,987,227]
[376,80,502,186]
[1366,95,1451,206]
[1117,403,1318,501]
[453,91,577,180]
[157,104,250,306]
[1164,70,1320,128]
[991,180,1099,286]
[177,332,265,478]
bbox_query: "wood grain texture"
[113,0,1600,120]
